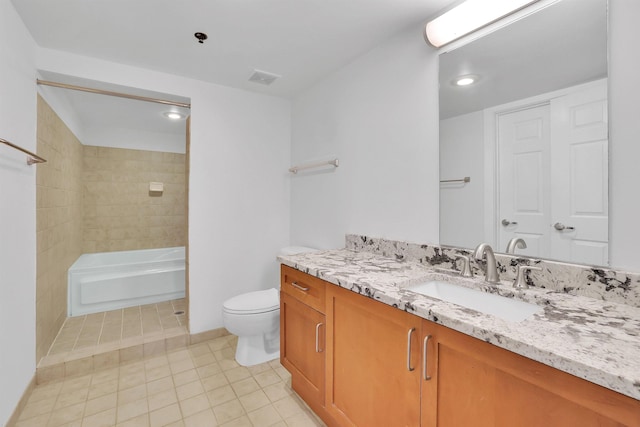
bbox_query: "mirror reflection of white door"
[498,80,608,264]
[550,80,608,265]
[498,105,551,257]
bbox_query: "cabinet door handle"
[407,328,416,371]
[423,335,432,381]
[291,282,310,292]
[315,323,323,352]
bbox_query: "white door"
[498,105,551,257]
[550,80,608,265]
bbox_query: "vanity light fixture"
[162,111,185,120]
[425,0,547,49]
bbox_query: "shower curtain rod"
[36,79,191,109]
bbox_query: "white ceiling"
[14,0,607,148]
[15,0,454,150]
[13,0,452,98]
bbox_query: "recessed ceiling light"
[163,111,185,120]
[454,75,479,86]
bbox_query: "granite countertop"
[278,249,640,401]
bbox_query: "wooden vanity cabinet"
[282,267,640,427]
[325,284,421,427]
[420,320,640,427]
[280,265,332,423]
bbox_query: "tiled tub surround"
[36,95,84,363]
[82,146,186,253]
[278,237,640,401]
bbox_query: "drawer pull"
[423,335,432,381]
[315,323,323,352]
[407,328,416,371]
[290,282,310,292]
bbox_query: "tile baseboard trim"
[189,327,229,345]
[5,374,36,427]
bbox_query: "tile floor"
[37,300,189,379]
[48,300,187,356]
[17,335,326,427]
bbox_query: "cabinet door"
[421,320,640,427]
[280,292,326,411]
[326,286,421,427]
[421,320,496,427]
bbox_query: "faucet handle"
[513,265,542,289]
[454,255,473,278]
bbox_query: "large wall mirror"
[439,0,609,266]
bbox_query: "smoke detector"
[248,69,281,86]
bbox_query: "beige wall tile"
[82,146,186,253]
[36,96,84,363]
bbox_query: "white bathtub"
[68,247,185,317]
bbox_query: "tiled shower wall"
[36,95,84,361]
[35,96,186,362]
[82,147,186,252]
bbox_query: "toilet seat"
[223,288,279,315]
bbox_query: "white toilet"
[222,246,318,366]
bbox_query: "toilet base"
[234,331,280,366]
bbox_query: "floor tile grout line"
[20,335,322,427]
[95,310,107,349]
[70,313,87,353]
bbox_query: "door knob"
[501,219,518,226]
[553,222,575,231]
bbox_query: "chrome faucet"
[473,243,500,283]
[506,238,527,254]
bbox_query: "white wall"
[609,0,640,271]
[290,26,440,249]
[35,48,291,334]
[0,1,37,424]
[1,0,639,423]
[439,111,484,248]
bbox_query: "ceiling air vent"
[248,69,281,86]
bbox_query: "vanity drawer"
[281,265,326,313]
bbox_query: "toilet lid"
[223,288,279,314]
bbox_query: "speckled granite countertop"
[278,249,640,401]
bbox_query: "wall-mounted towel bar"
[289,158,339,174]
[0,137,47,165]
[440,176,470,183]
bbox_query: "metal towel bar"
[440,176,470,183]
[0,137,47,165]
[289,158,339,174]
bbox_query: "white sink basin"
[406,281,542,322]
